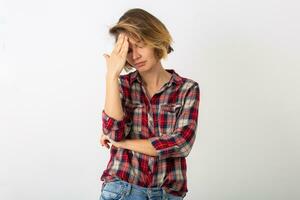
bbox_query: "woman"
[99,8,200,200]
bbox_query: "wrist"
[106,74,119,82]
[120,139,128,149]
[106,71,120,80]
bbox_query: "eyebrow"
[129,41,144,48]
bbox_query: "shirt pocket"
[158,103,182,135]
[125,103,144,134]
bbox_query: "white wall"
[0,0,299,199]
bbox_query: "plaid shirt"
[100,69,200,198]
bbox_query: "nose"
[132,48,141,60]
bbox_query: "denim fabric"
[99,179,183,200]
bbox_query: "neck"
[139,61,170,88]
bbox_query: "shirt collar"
[129,69,184,86]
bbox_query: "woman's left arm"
[108,138,158,157]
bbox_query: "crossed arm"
[104,136,158,157]
[101,76,157,155]
[101,83,200,160]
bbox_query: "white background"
[0,0,299,200]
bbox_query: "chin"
[136,67,150,72]
[137,63,154,72]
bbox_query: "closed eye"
[127,44,144,53]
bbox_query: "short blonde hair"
[108,8,174,72]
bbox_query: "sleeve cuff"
[102,109,125,131]
[148,136,179,160]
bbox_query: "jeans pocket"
[163,189,183,200]
[167,193,183,200]
[101,181,124,200]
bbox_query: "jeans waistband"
[114,177,163,192]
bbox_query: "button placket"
[147,104,156,135]
[148,113,153,126]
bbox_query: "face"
[125,35,159,72]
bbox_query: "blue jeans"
[99,179,183,200]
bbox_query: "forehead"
[123,34,143,45]
[129,38,143,46]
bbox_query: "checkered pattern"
[101,69,200,198]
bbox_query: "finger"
[101,139,106,146]
[108,138,113,144]
[100,139,105,147]
[103,53,109,58]
[112,33,125,54]
[119,36,129,56]
[103,53,110,63]
[100,135,108,145]
[118,34,127,54]
[101,139,109,149]
[117,34,126,53]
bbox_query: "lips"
[134,61,146,67]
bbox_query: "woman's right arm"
[103,32,129,120]
[100,33,130,145]
[100,75,125,149]
[104,75,124,120]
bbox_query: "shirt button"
[148,115,153,124]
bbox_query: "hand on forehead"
[122,33,142,45]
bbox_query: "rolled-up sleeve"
[149,83,200,160]
[101,77,132,141]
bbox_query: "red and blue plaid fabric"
[100,69,200,198]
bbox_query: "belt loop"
[101,182,106,192]
[124,181,132,197]
[162,189,168,200]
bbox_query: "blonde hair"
[108,8,174,72]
